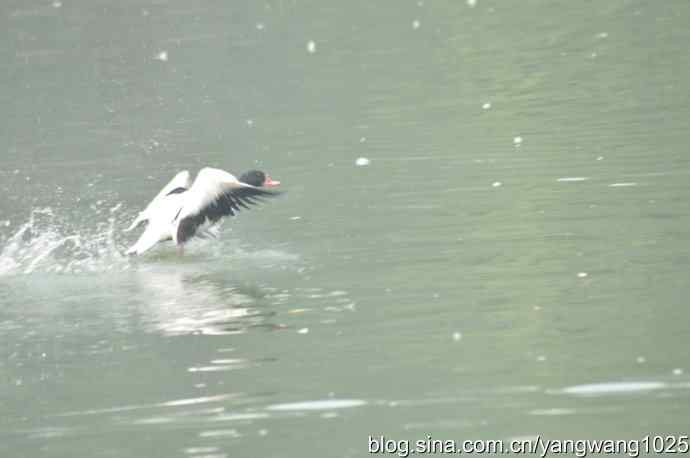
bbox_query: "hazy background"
[2,1,690,457]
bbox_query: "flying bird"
[125,168,281,255]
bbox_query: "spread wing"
[174,167,281,244]
[124,170,191,232]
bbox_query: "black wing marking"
[166,187,188,196]
[176,187,282,244]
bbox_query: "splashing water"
[0,204,300,276]
[0,206,129,276]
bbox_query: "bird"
[125,168,281,256]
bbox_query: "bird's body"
[125,168,281,256]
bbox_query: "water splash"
[0,206,128,276]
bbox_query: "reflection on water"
[134,267,269,336]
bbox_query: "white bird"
[125,168,281,256]
[124,170,192,233]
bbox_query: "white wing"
[179,168,243,217]
[124,170,191,232]
[174,168,281,244]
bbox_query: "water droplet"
[355,157,370,166]
[452,332,462,341]
[297,327,309,334]
[307,40,316,53]
[482,102,491,110]
[577,272,588,278]
[155,50,168,62]
[412,20,420,30]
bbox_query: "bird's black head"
[239,170,280,187]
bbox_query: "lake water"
[2,1,690,457]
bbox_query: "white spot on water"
[266,399,366,411]
[412,20,420,30]
[162,394,235,407]
[452,332,462,341]
[577,272,588,278]
[246,119,254,127]
[530,408,575,416]
[467,0,477,7]
[155,50,168,62]
[596,32,609,39]
[359,136,367,143]
[184,447,221,455]
[557,177,589,182]
[356,157,370,166]
[537,355,547,362]
[492,181,502,187]
[307,40,316,53]
[482,102,491,110]
[290,216,302,221]
[513,136,523,146]
[258,429,268,436]
[596,156,604,161]
[297,327,309,334]
[636,356,646,364]
[608,182,637,187]
[52,0,62,8]
[256,23,265,30]
[562,381,665,396]
[673,368,684,376]
[199,429,240,438]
